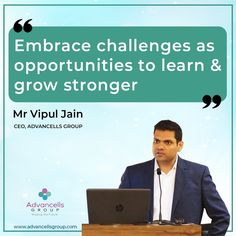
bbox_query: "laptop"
[86,188,150,224]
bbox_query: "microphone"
[156,168,162,222]
[153,168,184,225]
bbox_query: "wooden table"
[82,223,201,236]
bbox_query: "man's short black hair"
[154,120,182,143]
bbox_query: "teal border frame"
[2,3,234,233]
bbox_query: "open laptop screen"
[87,189,150,224]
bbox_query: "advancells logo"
[39,188,51,200]
[26,187,64,216]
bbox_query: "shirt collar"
[154,155,178,173]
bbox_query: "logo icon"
[38,188,51,200]
[115,204,124,212]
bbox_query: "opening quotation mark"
[13,19,32,33]
[202,95,222,109]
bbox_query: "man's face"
[152,130,183,164]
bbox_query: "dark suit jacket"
[119,157,230,235]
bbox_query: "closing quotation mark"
[13,19,32,33]
[202,95,222,109]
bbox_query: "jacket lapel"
[171,157,186,219]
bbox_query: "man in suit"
[119,120,230,235]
